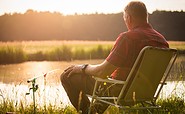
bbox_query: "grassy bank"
[0,45,27,64]
[0,41,113,64]
[0,101,77,114]
[0,97,184,114]
[0,41,185,64]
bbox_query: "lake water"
[0,59,184,108]
[0,60,103,108]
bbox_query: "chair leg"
[88,98,95,114]
[88,80,98,114]
[146,109,152,114]
[121,110,137,114]
[141,102,153,114]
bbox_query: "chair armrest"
[93,76,125,84]
[160,81,167,85]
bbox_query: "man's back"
[107,23,169,81]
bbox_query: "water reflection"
[0,60,103,107]
[160,81,185,99]
[0,82,70,108]
[0,60,103,84]
[0,59,184,108]
[0,81,184,108]
[0,61,63,84]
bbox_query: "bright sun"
[0,0,185,15]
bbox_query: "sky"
[0,0,185,16]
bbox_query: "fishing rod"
[27,69,60,83]
[26,69,60,114]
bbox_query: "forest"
[0,10,185,41]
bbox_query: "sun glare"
[0,0,126,15]
[0,0,185,15]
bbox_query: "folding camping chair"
[87,46,178,114]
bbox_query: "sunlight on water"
[0,60,103,108]
[159,81,185,99]
[0,60,103,84]
[0,59,184,108]
[26,62,52,76]
[0,81,184,108]
[0,83,71,108]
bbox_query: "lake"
[0,60,103,108]
[0,59,184,108]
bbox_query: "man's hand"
[64,65,83,77]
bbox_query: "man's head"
[123,1,148,30]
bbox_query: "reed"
[0,46,26,64]
[157,96,185,114]
[0,40,185,64]
[0,43,112,64]
[0,97,184,113]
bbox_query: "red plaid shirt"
[106,23,169,81]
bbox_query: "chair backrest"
[117,46,178,105]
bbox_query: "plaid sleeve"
[106,33,129,67]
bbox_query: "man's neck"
[130,21,148,30]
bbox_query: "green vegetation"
[169,41,185,50]
[0,97,184,113]
[1,10,185,41]
[0,45,26,64]
[0,41,185,64]
[0,41,113,64]
[157,96,185,114]
[0,101,77,114]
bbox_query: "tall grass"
[157,96,185,114]
[0,83,78,114]
[49,45,73,61]
[0,101,77,114]
[27,44,111,61]
[0,46,26,64]
[168,55,185,81]
[0,40,184,64]
[0,43,112,64]
[0,96,184,113]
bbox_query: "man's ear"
[127,14,132,24]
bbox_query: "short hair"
[124,1,148,21]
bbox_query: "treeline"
[0,10,185,41]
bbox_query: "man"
[61,1,169,114]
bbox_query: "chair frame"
[87,46,178,114]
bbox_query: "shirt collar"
[132,23,152,30]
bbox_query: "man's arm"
[85,60,117,78]
[64,60,117,79]
[64,34,128,78]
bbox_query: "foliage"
[48,45,73,61]
[0,10,185,41]
[0,41,185,64]
[0,97,185,114]
[157,96,185,114]
[0,41,113,64]
[0,101,77,114]
[0,46,26,64]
